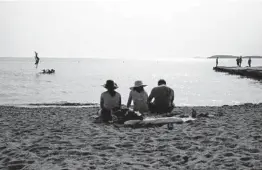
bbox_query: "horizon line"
[0,56,208,60]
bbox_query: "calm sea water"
[0,57,262,106]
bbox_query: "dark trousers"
[100,109,112,122]
[100,108,143,123]
[148,103,174,114]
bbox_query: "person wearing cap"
[100,80,121,122]
[148,79,174,114]
[127,80,149,114]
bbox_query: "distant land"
[244,56,262,58]
[208,55,262,59]
[193,56,206,59]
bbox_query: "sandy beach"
[0,104,261,170]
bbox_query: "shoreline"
[1,102,262,108]
[0,103,261,169]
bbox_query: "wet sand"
[0,104,261,170]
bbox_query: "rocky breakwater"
[213,66,262,80]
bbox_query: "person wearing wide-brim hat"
[100,80,121,122]
[127,80,148,113]
[102,80,118,89]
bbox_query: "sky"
[1,0,262,59]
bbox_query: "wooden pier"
[213,66,262,80]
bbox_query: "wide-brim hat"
[102,80,118,89]
[130,80,147,90]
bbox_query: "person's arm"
[118,94,121,109]
[171,90,174,102]
[170,89,175,107]
[145,91,149,100]
[147,88,155,103]
[100,94,105,110]
[127,91,132,108]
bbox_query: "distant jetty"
[213,66,262,80]
[208,55,262,59]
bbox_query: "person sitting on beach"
[148,79,174,114]
[127,80,149,114]
[100,80,121,122]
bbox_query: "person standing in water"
[34,51,40,68]
[239,56,243,67]
[216,57,218,67]
[248,57,252,67]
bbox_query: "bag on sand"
[95,108,144,124]
[113,109,144,124]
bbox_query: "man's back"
[150,85,174,107]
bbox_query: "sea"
[0,57,262,106]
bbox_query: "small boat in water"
[41,69,55,74]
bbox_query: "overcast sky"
[1,0,262,59]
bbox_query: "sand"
[0,104,261,170]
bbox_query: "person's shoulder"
[151,86,158,91]
[143,90,149,96]
[168,86,174,90]
[130,90,135,94]
[152,86,163,93]
[115,91,121,97]
[101,91,108,96]
[167,86,174,92]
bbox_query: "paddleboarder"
[34,51,40,68]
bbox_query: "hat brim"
[102,84,118,89]
[130,85,147,90]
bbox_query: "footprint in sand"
[175,143,192,150]
[172,137,181,141]
[224,152,234,157]
[28,146,51,152]
[224,142,237,149]
[241,161,254,168]
[252,135,261,140]
[0,145,6,150]
[8,164,25,170]
[170,155,181,162]
[246,148,260,153]
[204,153,212,158]
[92,143,116,150]
[115,142,134,149]
[192,135,205,140]
[6,160,34,170]
[240,157,252,161]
